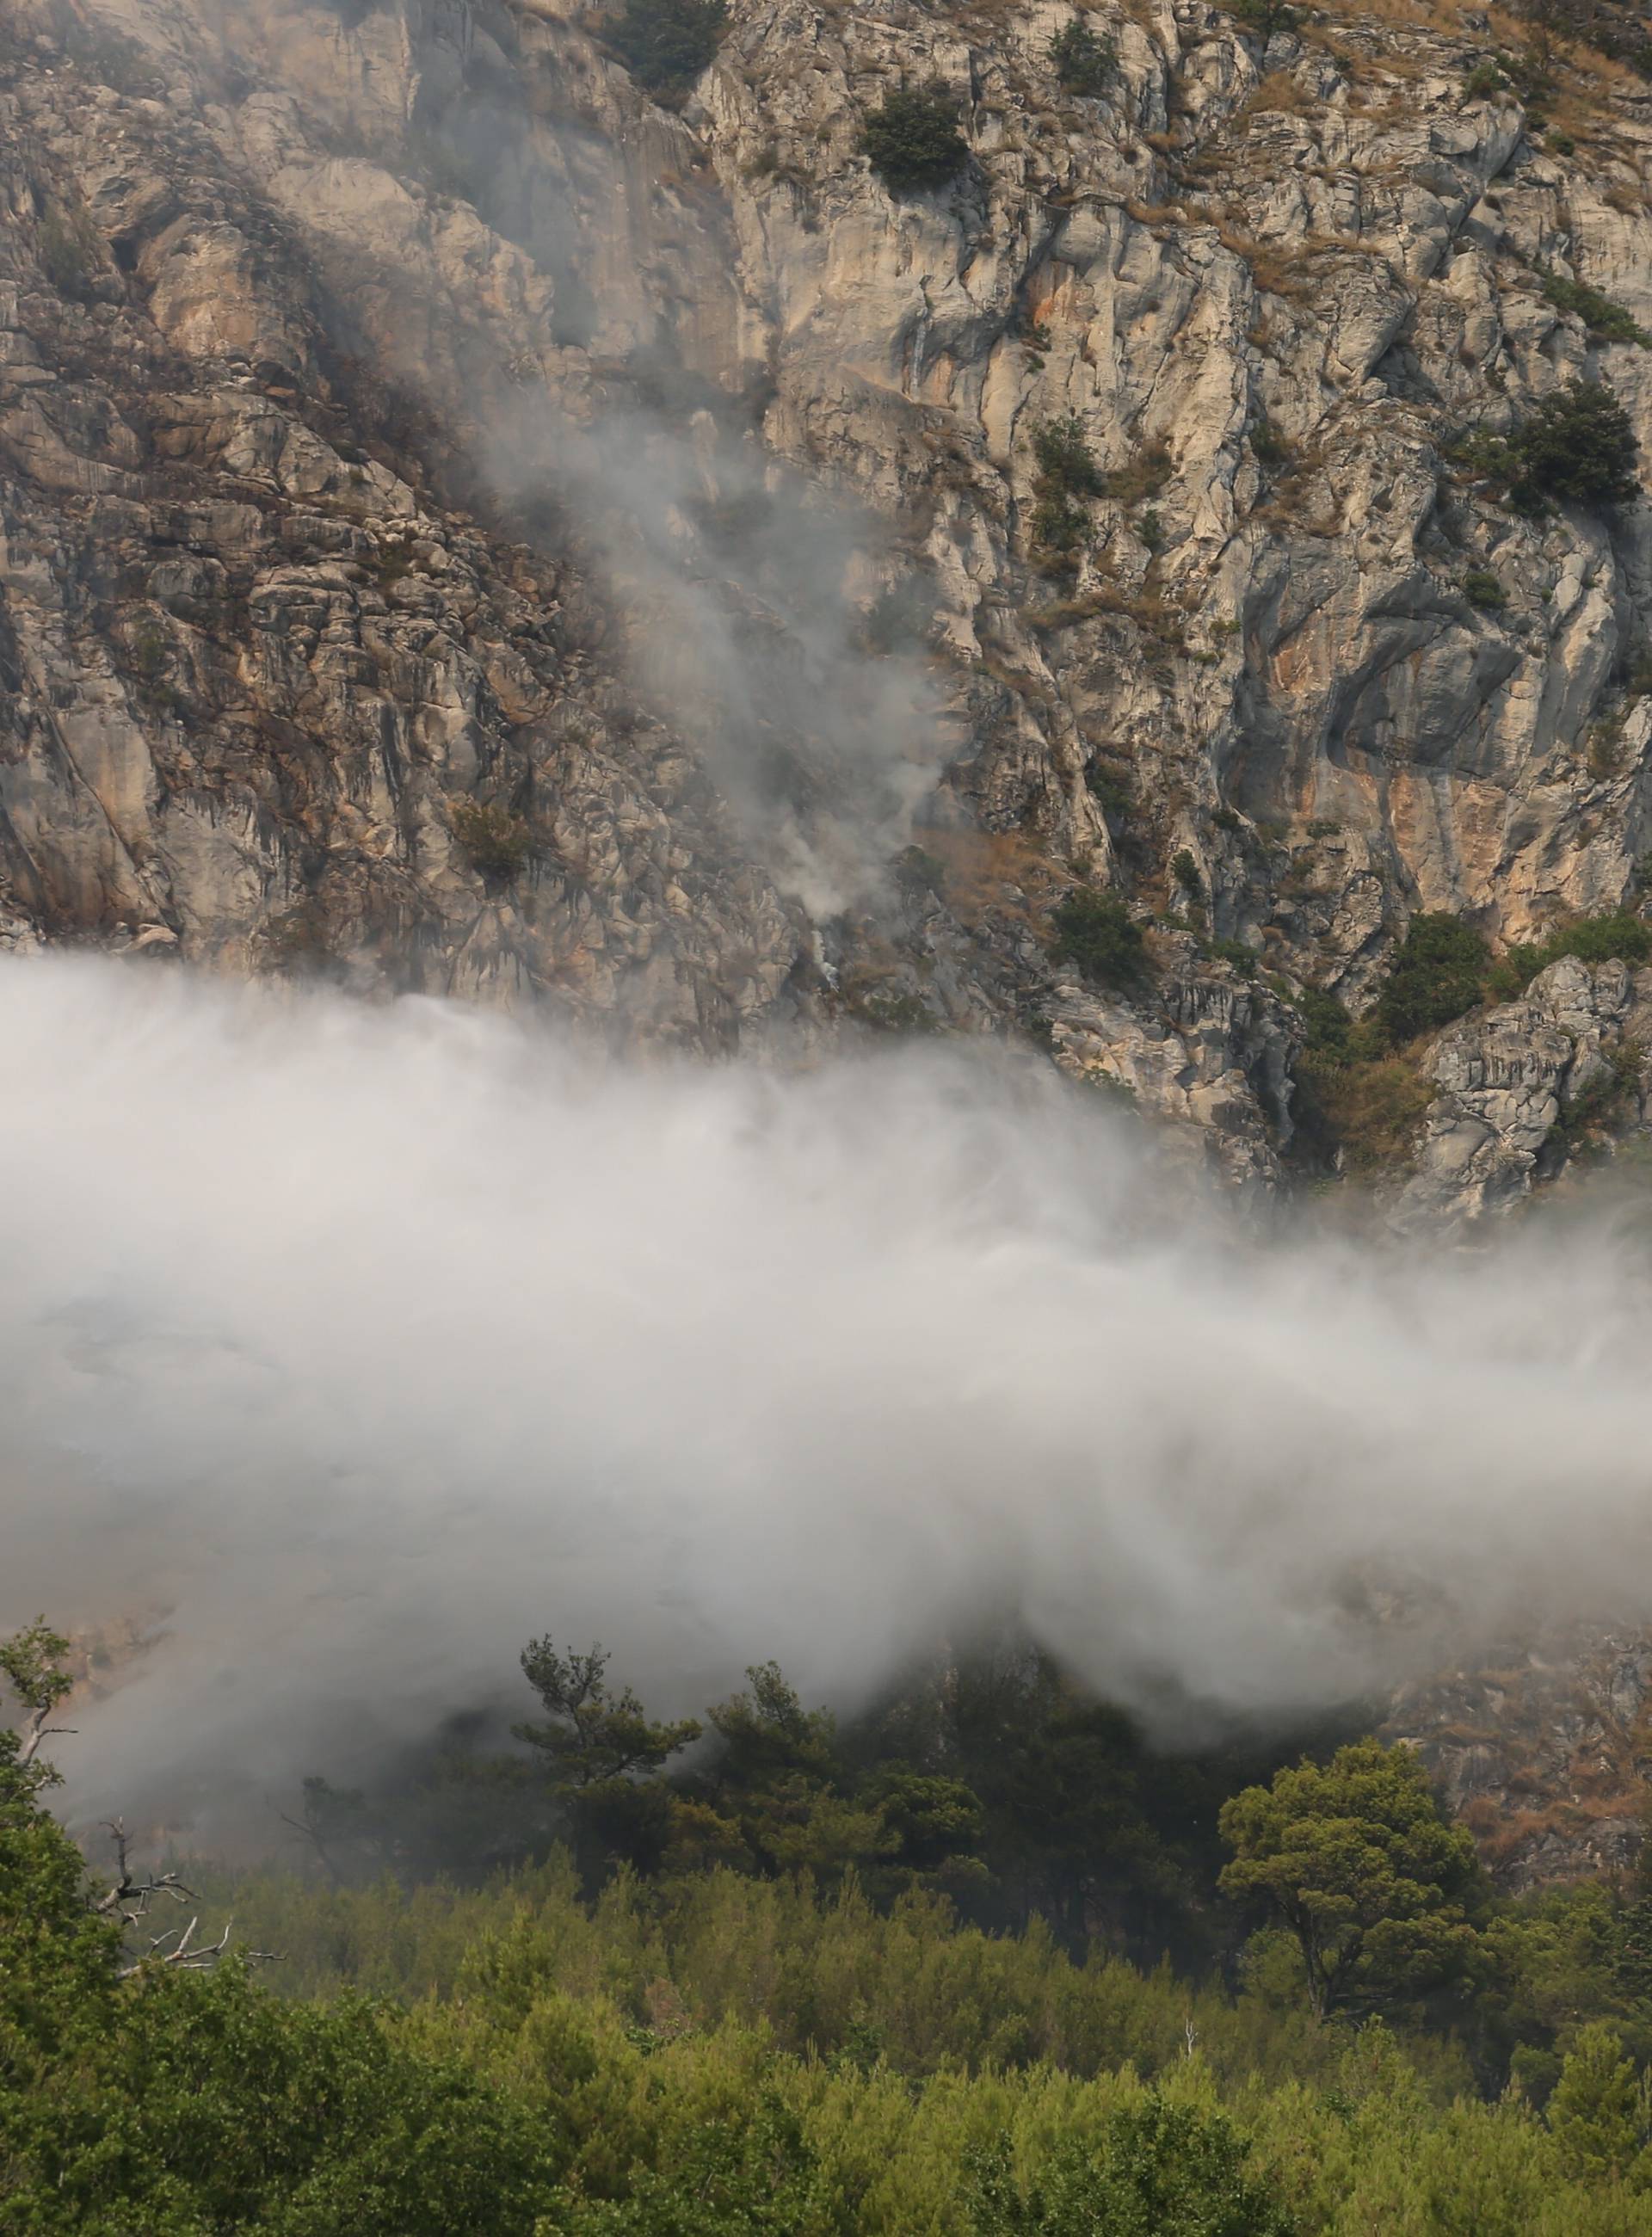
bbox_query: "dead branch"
[92,1817,196,1923]
[115,1913,276,1980]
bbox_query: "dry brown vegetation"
[921,828,1060,926]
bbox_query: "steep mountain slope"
[5,0,1652,1194]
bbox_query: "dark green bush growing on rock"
[1463,568,1507,609]
[860,86,969,195]
[1467,380,1640,513]
[606,0,726,101]
[1027,416,1105,569]
[1489,909,1652,997]
[1051,890,1146,986]
[1032,415,1106,497]
[1051,19,1118,96]
[1540,272,1651,348]
[1370,912,1489,1046]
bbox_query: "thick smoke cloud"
[4,958,1652,1836]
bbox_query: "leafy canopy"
[1467,380,1641,513]
[1218,1739,1485,2021]
[861,85,970,195]
[967,2095,1295,2236]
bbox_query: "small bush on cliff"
[451,799,533,887]
[1370,912,1489,1047]
[1466,381,1640,514]
[606,0,727,101]
[1463,569,1507,609]
[1541,272,1652,348]
[1027,416,1103,568]
[860,86,970,195]
[1032,415,1106,499]
[1489,909,1652,998]
[1051,19,1118,96]
[1051,890,1146,985]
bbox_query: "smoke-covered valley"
[4,958,1651,1841]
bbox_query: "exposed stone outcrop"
[1388,1625,1652,1889]
[6,0,1652,1198]
[1392,955,1652,1227]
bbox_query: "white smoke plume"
[3,957,1652,1836]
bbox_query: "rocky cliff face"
[11,0,1652,1205]
[1388,1625,1652,1889]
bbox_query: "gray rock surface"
[7,0,1652,1204]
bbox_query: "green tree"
[968,2094,1295,2235]
[860,86,970,195]
[1548,2022,1646,2181]
[1218,1740,1485,2022]
[696,1663,888,1877]
[1051,20,1118,95]
[516,1641,701,1880]
[1228,0,1298,42]
[1492,380,1641,513]
[1370,912,1488,1046]
[1051,890,1147,987]
[516,1640,701,1789]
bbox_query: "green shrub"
[1249,418,1291,465]
[1540,271,1651,348]
[1464,59,1508,96]
[1032,415,1106,498]
[1170,848,1203,897]
[1051,19,1118,96]
[1031,492,1092,561]
[1210,936,1257,978]
[1297,986,1352,1060]
[1469,380,1641,514]
[37,206,100,299]
[1463,568,1507,609]
[860,86,970,195]
[1086,764,1133,815]
[1212,805,1243,833]
[605,0,726,100]
[1489,909,1652,997]
[1051,890,1147,985]
[1371,912,1489,1046]
[1028,416,1103,568]
[451,799,534,886]
[968,2096,1294,2236]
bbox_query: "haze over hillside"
[7,0,1652,1879]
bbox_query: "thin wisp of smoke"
[3,958,1650,1835]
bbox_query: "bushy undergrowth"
[15,1615,1652,2232]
